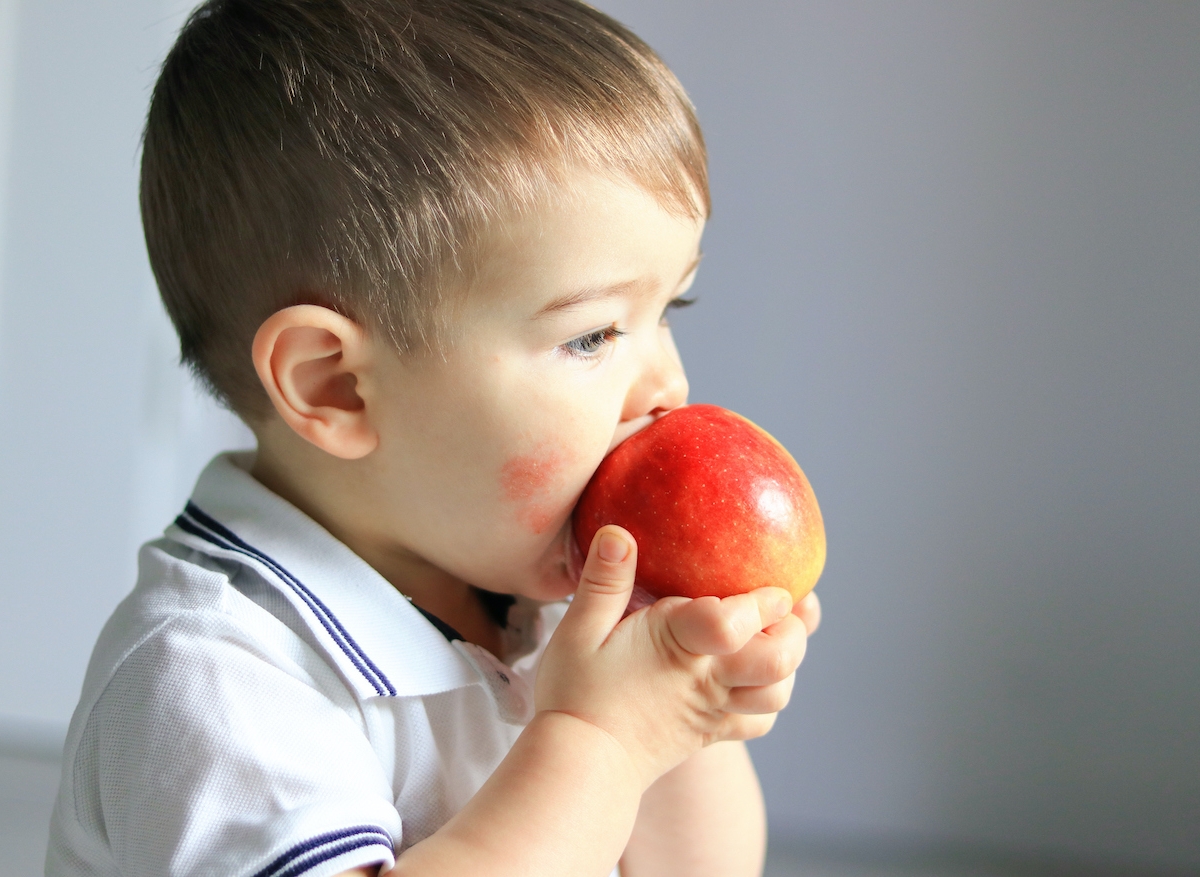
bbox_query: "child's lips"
[564,522,585,584]
[607,416,654,454]
[606,407,679,454]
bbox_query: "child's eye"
[561,325,627,359]
[660,295,698,324]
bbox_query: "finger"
[717,711,778,743]
[559,525,638,647]
[664,587,791,656]
[711,613,807,688]
[793,590,821,635]
[723,674,796,716]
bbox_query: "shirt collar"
[166,452,481,700]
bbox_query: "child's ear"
[251,305,379,460]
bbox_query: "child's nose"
[621,333,689,423]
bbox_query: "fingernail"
[774,592,793,617]
[598,531,629,563]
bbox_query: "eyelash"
[560,296,699,359]
[561,325,628,359]
[662,295,697,321]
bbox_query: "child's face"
[369,170,703,601]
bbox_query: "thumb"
[561,525,638,646]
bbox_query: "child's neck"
[250,431,505,657]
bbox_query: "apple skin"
[573,404,826,603]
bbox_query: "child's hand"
[535,525,809,788]
[794,588,822,635]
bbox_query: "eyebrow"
[534,253,703,318]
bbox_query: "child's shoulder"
[47,456,438,874]
[73,534,254,721]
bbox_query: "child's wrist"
[529,708,656,792]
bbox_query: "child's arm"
[621,741,766,877]
[378,526,806,877]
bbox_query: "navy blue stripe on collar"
[411,590,515,643]
[413,605,464,642]
[251,826,393,877]
[176,501,397,697]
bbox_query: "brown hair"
[140,0,709,419]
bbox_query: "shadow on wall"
[929,532,1200,866]
[599,0,1200,872]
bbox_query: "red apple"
[573,404,825,603]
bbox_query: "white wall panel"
[0,0,21,341]
[0,0,250,734]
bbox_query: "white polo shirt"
[46,452,569,877]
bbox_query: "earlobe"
[252,305,379,460]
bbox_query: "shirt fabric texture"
[46,452,573,877]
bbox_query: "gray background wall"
[0,1,1197,874]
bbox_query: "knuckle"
[582,566,630,592]
[715,611,747,650]
[651,595,690,617]
[767,647,792,682]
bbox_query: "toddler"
[46,1,819,875]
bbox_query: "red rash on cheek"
[500,447,567,534]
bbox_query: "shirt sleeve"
[75,611,401,877]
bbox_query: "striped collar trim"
[176,501,397,697]
[166,453,480,700]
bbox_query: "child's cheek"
[500,444,573,535]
